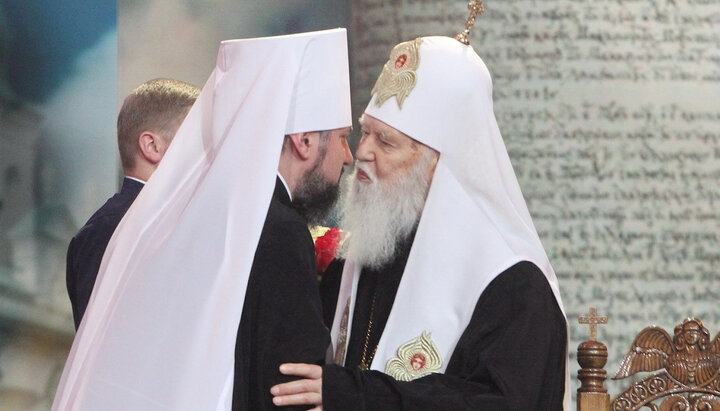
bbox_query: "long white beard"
[338,156,433,269]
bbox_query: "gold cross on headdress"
[578,307,608,341]
[455,1,485,45]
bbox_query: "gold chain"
[358,293,378,371]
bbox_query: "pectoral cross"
[455,1,486,45]
[578,307,608,341]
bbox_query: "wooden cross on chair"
[576,307,610,410]
[579,307,608,341]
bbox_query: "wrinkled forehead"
[359,113,424,148]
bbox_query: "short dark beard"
[293,156,341,226]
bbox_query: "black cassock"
[320,234,567,410]
[66,177,144,329]
[232,178,329,411]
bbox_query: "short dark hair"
[117,78,200,169]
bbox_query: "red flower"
[314,227,342,275]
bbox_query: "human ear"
[138,131,165,164]
[287,132,317,161]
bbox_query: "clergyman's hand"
[271,363,323,410]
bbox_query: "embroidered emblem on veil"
[385,331,442,381]
[371,38,423,109]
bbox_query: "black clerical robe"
[320,236,567,410]
[233,178,330,411]
[66,177,144,329]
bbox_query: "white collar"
[124,176,147,184]
[277,172,292,201]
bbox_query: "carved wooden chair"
[577,311,720,410]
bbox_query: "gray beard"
[338,159,432,270]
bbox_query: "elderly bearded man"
[271,28,569,411]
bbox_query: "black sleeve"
[322,261,566,411]
[235,219,330,411]
[66,237,81,326]
[319,259,344,328]
[66,215,117,329]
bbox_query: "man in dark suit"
[65,78,200,328]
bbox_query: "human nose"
[355,136,374,162]
[343,140,353,165]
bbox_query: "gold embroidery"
[385,331,443,381]
[358,294,378,370]
[371,38,423,109]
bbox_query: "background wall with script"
[349,0,720,395]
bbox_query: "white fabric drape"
[53,28,350,411]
